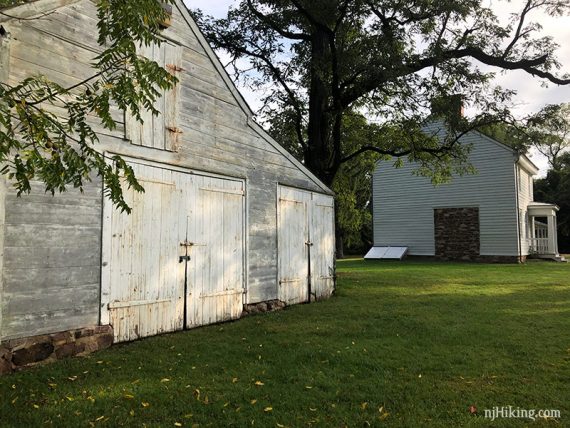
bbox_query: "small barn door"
[185,176,245,328]
[278,186,335,304]
[310,193,335,300]
[278,187,310,304]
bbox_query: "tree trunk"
[305,28,335,186]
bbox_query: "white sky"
[185,0,570,174]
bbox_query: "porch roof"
[528,202,559,217]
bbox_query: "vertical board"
[105,163,186,343]
[0,178,5,339]
[277,186,310,305]
[310,193,335,300]
[164,43,183,151]
[1,34,10,339]
[186,176,245,328]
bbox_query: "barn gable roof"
[1,0,333,195]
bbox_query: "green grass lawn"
[1,260,569,427]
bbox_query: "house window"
[126,41,182,152]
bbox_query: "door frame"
[100,154,248,328]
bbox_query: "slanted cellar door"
[101,161,245,343]
[277,186,335,305]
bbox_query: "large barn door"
[310,193,335,300]
[104,163,186,343]
[103,162,245,343]
[185,175,245,328]
[278,186,335,305]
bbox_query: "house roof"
[427,120,541,176]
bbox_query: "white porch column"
[553,216,559,255]
[547,215,557,255]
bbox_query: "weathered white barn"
[0,0,335,371]
[369,121,563,263]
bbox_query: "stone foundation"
[434,207,480,261]
[243,300,287,315]
[0,325,113,375]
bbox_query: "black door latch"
[179,255,191,263]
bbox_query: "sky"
[185,0,570,174]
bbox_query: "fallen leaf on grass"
[142,402,150,408]
[174,423,182,427]
[95,416,105,421]
[232,378,238,383]
[161,378,171,383]
[264,407,273,412]
[251,399,257,405]
[124,394,134,399]
[254,381,264,386]
[361,402,368,410]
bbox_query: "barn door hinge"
[166,64,185,73]
[305,241,313,246]
[167,126,183,134]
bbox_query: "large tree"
[0,0,177,212]
[269,109,380,255]
[527,102,570,171]
[195,0,570,187]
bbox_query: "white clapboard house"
[0,0,335,370]
[367,121,564,263]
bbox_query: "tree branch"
[245,0,310,41]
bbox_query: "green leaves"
[0,0,176,212]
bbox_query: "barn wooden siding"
[0,0,334,342]
[373,122,522,257]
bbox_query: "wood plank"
[3,286,99,317]
[1,305,99,340]
[0,31,10,84]
[0,178,6,339]
[3,266,100,293]
[3,246,100,269]
[0,0,81,24]
[4,224,100,248]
